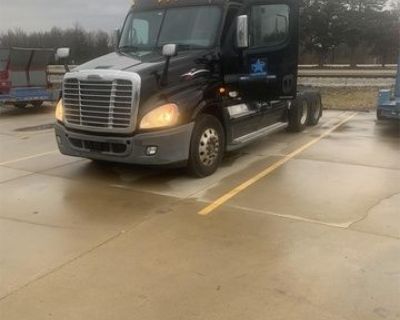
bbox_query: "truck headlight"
[140,103,180,129]
[55,99,64,122]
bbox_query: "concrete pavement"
[0,104,399,319]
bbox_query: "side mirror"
[56,47,70,59]
[160,44,177,87]
[112,29,121,50]
[162,44,177,57]
[236,15,249,49]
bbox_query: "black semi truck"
[55,0,322,177]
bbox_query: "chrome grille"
[63,78,134,130]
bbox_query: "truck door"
[222,4,265,141]
[227,0,299,101]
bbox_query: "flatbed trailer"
[0,47,56,108]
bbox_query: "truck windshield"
[119,6,221,52]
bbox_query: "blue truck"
[377,56,400,120]
[0,47,55,108]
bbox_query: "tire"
[32,101,43,108]
[288,96,310,132]
[187,114,225,178]
[14,102,28,109]
[377,109,385,121]
[307,94,323,126]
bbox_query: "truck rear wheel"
[14,102,28,109]
[187,114,225,178]
[32,101,43,108]
[288,96,309,132]
[307,94,322,126]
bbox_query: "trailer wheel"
[14,102,28,109]
[307,94,323,126]
[288,96,309,132]
[377,109,385,120]
[187,114,225,178]
[32,101,43,108]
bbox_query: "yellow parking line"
[0,150,58,166]
[198,112,357,216]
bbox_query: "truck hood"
[73,50,211,75]
[74,52,144,71]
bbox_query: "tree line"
[300,0,399,66]
[0,0,398,66]
[0,26,111,65]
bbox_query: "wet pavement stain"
[14,123,54,132]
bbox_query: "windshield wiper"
[119,45,140,52]
[175,44,207,51]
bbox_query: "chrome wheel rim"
[199,128,220,167]
[300,101,308,125]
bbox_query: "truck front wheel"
[187,114,225,178]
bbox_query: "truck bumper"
[55,122,194,166]
[377,104,400,120]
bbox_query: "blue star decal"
[251,59,267,75]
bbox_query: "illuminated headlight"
[140,103,180,129]
[55,99,64,122]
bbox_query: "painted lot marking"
[0,150,58,166]
[199,112,357,216]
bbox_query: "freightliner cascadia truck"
[55,0,322,177]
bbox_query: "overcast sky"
[0,0,131,33]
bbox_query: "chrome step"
[228,122,288,151]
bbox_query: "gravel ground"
[299,77,395,88]
[316,87,382,111]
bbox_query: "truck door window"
[250,4,289,48]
